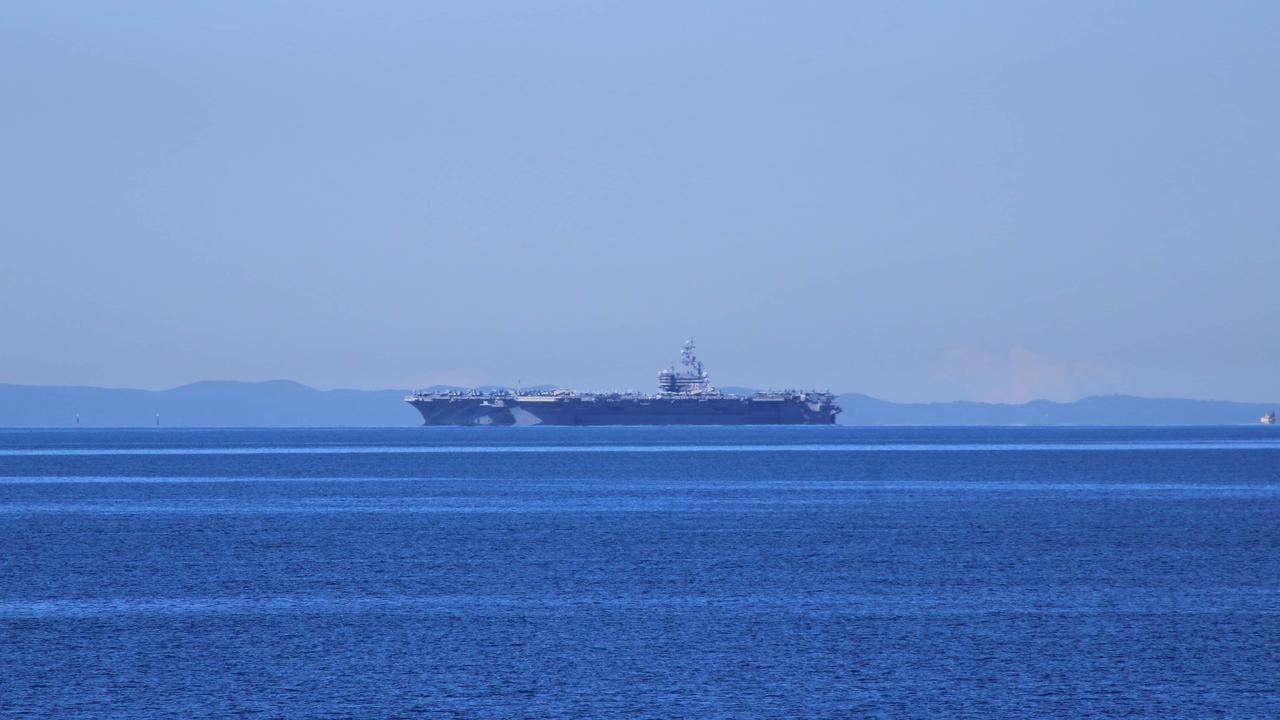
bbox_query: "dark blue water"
[2,427,1278,718]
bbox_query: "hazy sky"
[2,2,1277,402]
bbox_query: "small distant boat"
[1263,412,1276,425]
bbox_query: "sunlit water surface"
[2,427,1278,718]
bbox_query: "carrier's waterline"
[405,342,840,426]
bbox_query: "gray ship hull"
[407,395,838,426]
[405,342,840,426]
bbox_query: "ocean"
[1,426,1277,718]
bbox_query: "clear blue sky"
[2,2,1276,402]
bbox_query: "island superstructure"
[405,342,840,426]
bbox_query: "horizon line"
[1,379,1276,408]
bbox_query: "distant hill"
[0,381,414,428]
[0,382,1273,427]
[837,393,1277,426]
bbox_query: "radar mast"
[658,340,711,394]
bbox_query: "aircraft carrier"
[405,342,840,426]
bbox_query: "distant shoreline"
[0,381,1274,428]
